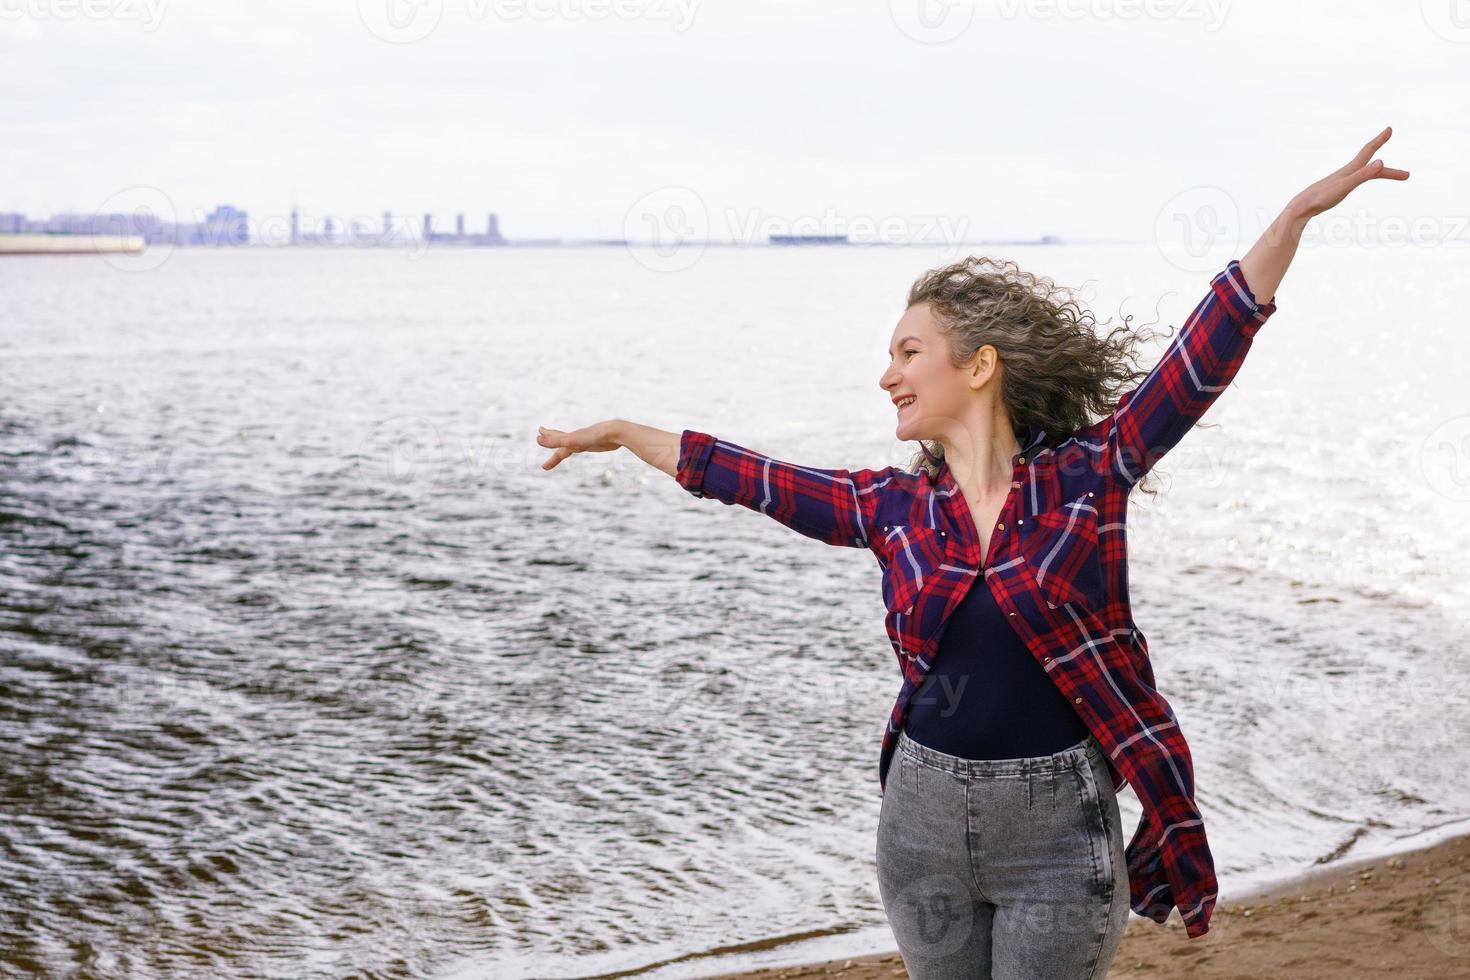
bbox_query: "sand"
[701,831,1470,979]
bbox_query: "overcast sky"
[2,0,1464,242]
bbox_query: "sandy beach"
[702,831,1470,979]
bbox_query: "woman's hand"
[1287,125,1410,220]
[536,420,624,470]
[1239,125,1410,307]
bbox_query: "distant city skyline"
[0,201,1082,248]
[0,204,518,247]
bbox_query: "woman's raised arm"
[1079,126,1409,487]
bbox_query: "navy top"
[903,576,1090,760]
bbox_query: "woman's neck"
[940,421,1022,499]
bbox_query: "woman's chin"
[897,423,923,442]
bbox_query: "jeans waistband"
[897,728,1102,778]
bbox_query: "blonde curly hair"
[903,255,1171,498]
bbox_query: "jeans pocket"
[1072,760,1112,900]
[1094,759,1127,898]
[899,744,919,793]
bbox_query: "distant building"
[20,210,171,241]
[199,204,249,246]
[769,233,849,245]
[484,213,505,245]
[413,209,509,245]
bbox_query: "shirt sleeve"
[674,429,898,550]
[1079,258,1279,487]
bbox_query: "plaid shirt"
[673,259,1277,938]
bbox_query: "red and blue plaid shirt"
[673,259,1277,938]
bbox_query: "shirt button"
[1008,612,1016,617]
[1012,481,1021,488]
[1073,697,1083,704]
[1017,518,1023,525]
[1087,491,1095,498]
[1043,656,1053,664]
[997,522,1004,530]
[1018,457,1026,465]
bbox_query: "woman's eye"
[904,350,917,357]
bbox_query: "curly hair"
[903,255,1174,499]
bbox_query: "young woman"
[537,128,1407,979]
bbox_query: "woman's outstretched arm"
[1238,125,1410,305]
[537,420,899,551]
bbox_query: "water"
[1,244,1467,978]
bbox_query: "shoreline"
[0,233,144,255]
[684,826,1470,980]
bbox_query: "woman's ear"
[968,344,1000,391]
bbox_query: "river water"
[1,243,1466,977]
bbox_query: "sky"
[1,0,1465,243]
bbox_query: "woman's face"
[879,301,976,443]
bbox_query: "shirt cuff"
[1214,259,1278,338]
[675,429,717,498]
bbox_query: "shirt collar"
[1017,421,1048,460]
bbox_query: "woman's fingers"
[538,427,566,469]
[538,427,573,449]
[541,422,619,447]
[1348,159,1410,193]
[537,422,621,471]
[1353,131,1409,180]
[1296,130,1410,218]
[1337,126,1393,176]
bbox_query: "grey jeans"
[876,729,1130,979]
